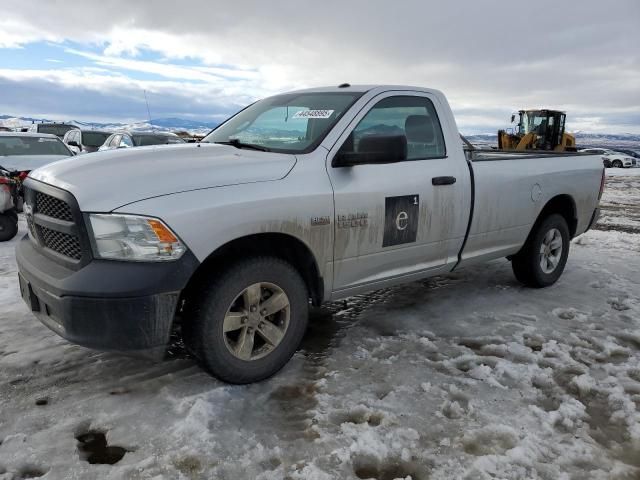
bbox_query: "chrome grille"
[36,225,82,260]
[36,192,73,221]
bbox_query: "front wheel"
[183,257,309,384]
[512,214,570,288]
[612,160,623,168]
[0,212,18,242]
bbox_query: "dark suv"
[27,123,79,138]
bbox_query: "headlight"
[89,214,186,261]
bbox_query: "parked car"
[62,129,113,154]
[98,131,185,151]
[616,149,640,160]
[17,85,604,384]
[0,132,74,173]
[0,132,74,211]
[579,148,637,168]
[28,123,79,139]
[0,165,20,241]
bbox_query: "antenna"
[144,90,154,131]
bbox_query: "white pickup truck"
[16,85,604,383]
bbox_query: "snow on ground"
[598,169,640,236]
[1,172,639,479]
[606,168,640,177]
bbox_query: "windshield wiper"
[213,139,270,152]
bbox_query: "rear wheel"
[512,214,570,288]
[0,212,18,242]
[183,257,309,384]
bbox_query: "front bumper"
[16,235,199,357]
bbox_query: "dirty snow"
[0,170,639,479]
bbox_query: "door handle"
[432,176,456,186]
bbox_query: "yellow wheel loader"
[498,109,577,152]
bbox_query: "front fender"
[113,158,335,296]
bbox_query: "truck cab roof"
[283,84,446,97]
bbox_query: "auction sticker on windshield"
[293,109,334,119]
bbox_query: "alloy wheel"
[222,282,291,361]
[539,228,563,274]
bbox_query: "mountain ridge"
[0,115,218,134]
[1,114,639,147]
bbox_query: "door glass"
[339,96,446,161]
[120,135,133,147]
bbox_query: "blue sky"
[0,0,639,133]
[0,40,266,124]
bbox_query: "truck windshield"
[202,92,364,153]
[0,136,72,156]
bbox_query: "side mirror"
[118,144,129,149]
[510,114,516,123]
[67,140,79,147]
[333,134,407,167]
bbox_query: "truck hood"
[0,154,72,173]
[29,143,297,211]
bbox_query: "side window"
[338,95,446,162]
[120,135,133,147]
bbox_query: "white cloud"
[0,0,638,132]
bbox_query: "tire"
[0,212,18,242]
[183,257,309,384]
[511,214,570,288]
[612,160,623,168]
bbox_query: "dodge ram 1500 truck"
[16,85,604,383]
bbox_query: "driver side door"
[326,92,468,296]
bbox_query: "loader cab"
[517,109,566,150]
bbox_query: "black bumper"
[16,235,199,357]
